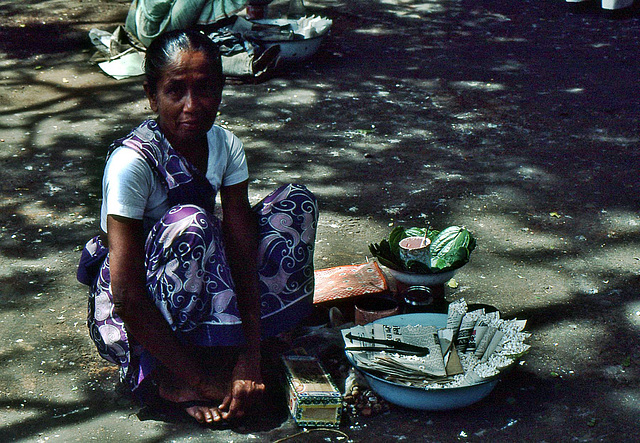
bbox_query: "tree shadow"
[0,0,128,59]
[1,0,639,440]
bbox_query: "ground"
[0,0,639,441]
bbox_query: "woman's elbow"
[111,287,142,322]
[112,293,129,320]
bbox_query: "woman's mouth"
[179,120,199,130]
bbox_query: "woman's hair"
[144,29,224,96]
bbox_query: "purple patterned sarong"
[78,121,318,392]
[84,184,317,391]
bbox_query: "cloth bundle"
[125,0,248,47]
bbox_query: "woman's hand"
[218,352,265,420]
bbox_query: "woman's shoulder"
[208,124,237,140]
[105,146,154,182]
[108,145,146,162]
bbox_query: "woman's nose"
[183,90,198,112]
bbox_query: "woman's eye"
[165,83,184,97]
[196,81,216,94]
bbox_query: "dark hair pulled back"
[144,29,223,96]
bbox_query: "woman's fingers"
[219,379,265,420]
[218,393,232,413]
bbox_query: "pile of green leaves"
[369,226,476,274]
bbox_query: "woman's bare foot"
[184,402,222,424]
[157,374,225,424]
[155,347,237,423]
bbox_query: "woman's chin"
[173,129,208,146]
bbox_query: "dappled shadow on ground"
[0,23,87,58]
[353,359,639,441]
[0,0,639,440]
[0,0,127,59]
[0,385,291,442]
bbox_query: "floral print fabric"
[86,184,317,391]
[79,120,317,392]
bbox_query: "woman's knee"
[293,184,318,220]
[259,184,318,219]
[289,183,317,208]
[147,204,220,252]
[162,204,208,224]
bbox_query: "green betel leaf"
[369,225,475,274]
[428,227,476,272]
[368,240,403,271]
[388,226,407,258]
[405,260,431,274]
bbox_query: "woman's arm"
[107,214,224,399]
[218,180,265,419]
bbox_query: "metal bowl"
[346,313,500,411]
[384,266,457,286]
[250,18,329,61]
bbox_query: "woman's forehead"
[167,50,206,66]
[162,50,217,77]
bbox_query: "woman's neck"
[171,135,209,176]
[157,120,209,175]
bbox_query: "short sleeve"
[222,130,249,186]
[101,147,154,223]
[205,126,249,190]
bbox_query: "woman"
[77,29,317,424]
[125,1,281,80]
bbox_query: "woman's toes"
[185,405,205,423]
[185,405,222,424]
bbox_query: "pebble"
[344,384,390,417]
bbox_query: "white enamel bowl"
[345,313,500,411]
[250,19,329,61]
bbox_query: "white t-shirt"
[100,125,248,233]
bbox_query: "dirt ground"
[1,0,639,441]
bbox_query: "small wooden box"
[282,355,343,428]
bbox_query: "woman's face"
[145,50,223,149]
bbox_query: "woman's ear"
[143,82,158,113]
